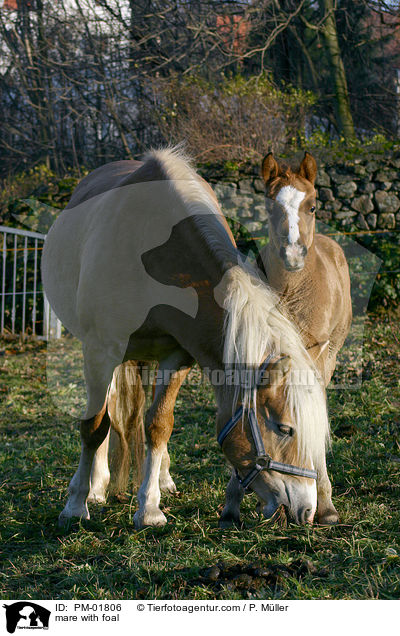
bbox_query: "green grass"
[0,312,399,600]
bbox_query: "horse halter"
[217,357,318,491]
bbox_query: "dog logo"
[3,602,50,633]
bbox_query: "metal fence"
[0,225,61,339]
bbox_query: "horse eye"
[310,206,316,214]
[278,424,293,436]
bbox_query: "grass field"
[0,311,399,600]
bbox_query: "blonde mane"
[144,146,218,217]
[222,265,329,468]
[144,146,236,262]
[145,147,329,469]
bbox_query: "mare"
[42,148,330,529]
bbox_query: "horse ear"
[272,356,291,377]
[261,153,280,184]
[299,152,317,185]
[267,356,291,387]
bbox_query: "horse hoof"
[317,510,339,525]
[218,513,241,529]
[58,503,90,527]
[58,511,90,528]
[87,490,107,504]
[160,479,177,494]
[134,509,167,529]
[58,512,71,529]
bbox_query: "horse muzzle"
[262,498,282,520]
[284,504,315,525]
[259,473,317,525]
[280,243,307,272]
[262,502,315,525]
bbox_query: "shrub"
[0,165,86,232]
[364,235,400,309]
[152,73,315,164]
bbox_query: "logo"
[3,603,50,634]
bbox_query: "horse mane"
[143,147,329,468]
[143,144,196,178]
[222,265,330,468]
[143,145,238,264]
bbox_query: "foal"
[220,152,352,526]
[258,152,352,386]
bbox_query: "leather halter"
[217,357,318,491]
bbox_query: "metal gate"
[0,225,61,339]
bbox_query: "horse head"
[261,152,318,272]
[217,354,327,525]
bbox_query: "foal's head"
[261,152,317,272]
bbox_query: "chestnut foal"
[220,152,352,527]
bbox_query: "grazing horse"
[220,152,352,528]
[42,148,330,529]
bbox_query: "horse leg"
[317,455,339,524]
[88,429,111,503]
[134,349,193,529]
[159,448,177,493]
[59,343,118,525]
[148,366,176,494]
[59,403,110,525]
[219,469,245,528]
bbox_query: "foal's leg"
[134,349,193,529]
[148,368,177,494]
[317,456,339,524]
[159,448,177,493]
[219,470,245,528]
[59,403,110,525]
[88,429,111,503]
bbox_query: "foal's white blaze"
[276,186,305,244]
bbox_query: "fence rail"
[0,225,61,339]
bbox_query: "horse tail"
[107,360,146,494]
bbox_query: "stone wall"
[204,155,400,234]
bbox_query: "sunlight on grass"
[0,313,399,600]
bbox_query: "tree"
[2,0,400,178]
[319,0,355,139]
[336,0,400,135]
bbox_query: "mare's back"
[66,160,162,209]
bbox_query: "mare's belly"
[123,332,180,362]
